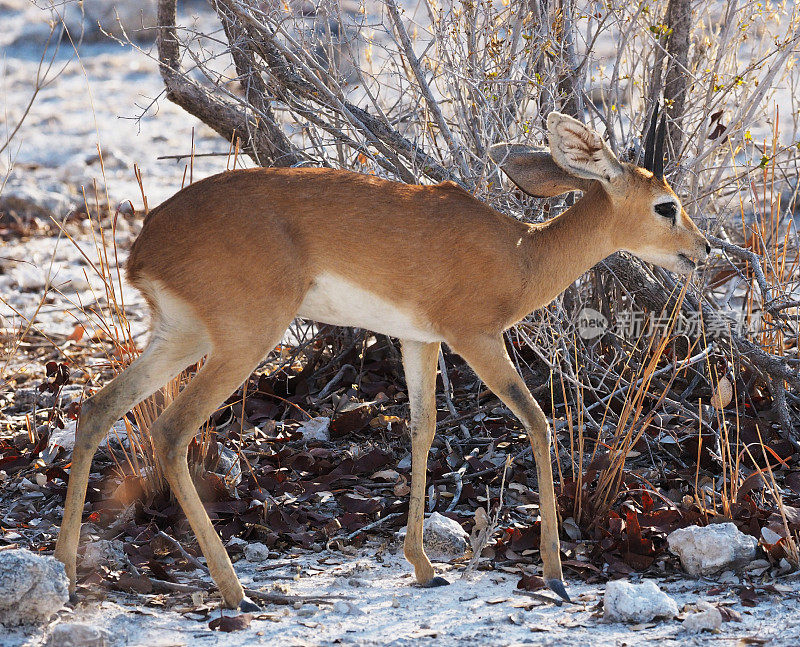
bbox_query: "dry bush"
[78,0,800,555]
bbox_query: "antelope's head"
[490,111,710,275]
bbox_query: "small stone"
[243,542,270,562]
[745,559,771,572]
[296,604,317,617]
[46,623,108,647]
[508,611,526,625]
[47,422,78,454]
[603,579,678,623]
[667,523,758,576]
[717,570,738,584]
[396,512,469,561]
[81,539,126,570]
[116,201,135,216]
[0,549,69,625]
[333,600,365,616]
[298,416,331,442]
[216,445,242,487]
[683,607,723,633]
[47,420,135,459]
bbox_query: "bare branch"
[385,0,467,176]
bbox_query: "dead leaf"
[738,587,759,607]
[717,606,742,622]
[517,574,546,591]
[66,325,85,342]
[209,613,253,632]
[115,574,153,594]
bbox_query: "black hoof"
[68,591,80,605]
[238,596,261,613]
[545,578,572,604]
[423,576,450,588]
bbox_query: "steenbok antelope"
[55,111,709,610]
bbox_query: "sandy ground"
[3,544,800,647]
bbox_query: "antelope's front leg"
[400,340,448,586]
[451,334,569,602]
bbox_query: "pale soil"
[3,544,800,647]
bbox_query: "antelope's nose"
[705,242,711,255]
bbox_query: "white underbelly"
[297,273,441,342]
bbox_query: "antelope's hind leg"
[54,333,207,592]
[400,340,448,587]
[148,316,295,611]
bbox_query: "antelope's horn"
[642,102,659,171]
[652,114,667,180]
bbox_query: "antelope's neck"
[518,186,617,316]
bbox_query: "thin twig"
[157,530,208,572]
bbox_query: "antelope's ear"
[489,144,593,197]
[546,112,623,185]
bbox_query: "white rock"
[216,445,242,486]
[81,539,126,570]
[603,579,678,623]
[0,549,69,626]
[296,604,317,617]
[46,623,108,647]
[667,523,758,576]
[48,421,78,453]
[244,542,270,562]
[299,416,331,442]
[683,607,723,633]
[47,420,133,458]
[332,600,366,616]
[397,512,469,561]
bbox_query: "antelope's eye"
[655,201,677,223]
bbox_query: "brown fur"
[127,168,531,340]
[56,115,709,610]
